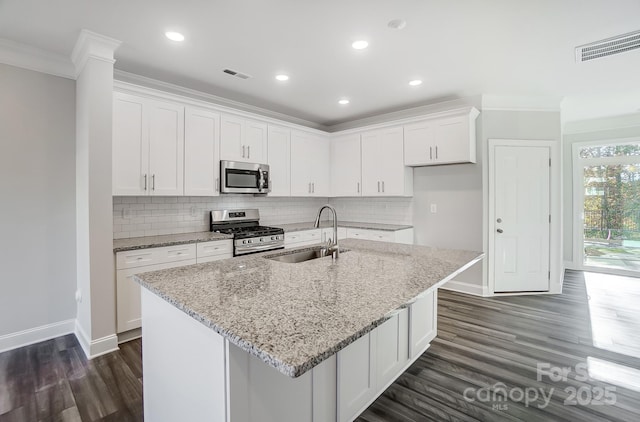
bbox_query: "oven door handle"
[235,242,283,253]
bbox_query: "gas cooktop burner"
[210,209,285,256]
[214,225,283,239]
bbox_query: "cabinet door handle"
[144,174,147,191]
[357,182,360,193]
[242,145,246,158]
[247,145,250,158]
[308,182,311,193]
[377,181,380,193]
[382,181,385,193]
[430,146,433,160]
[435,146,438,159]
[215,177,219,192]
[152,174,155,191]
[312,182,315,193]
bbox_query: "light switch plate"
[430,204,437,213]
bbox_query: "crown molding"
[0,38,75,79]
[71,30,121,77]
[327,96,482,132]
[114,69,330,132]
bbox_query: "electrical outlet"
[430,204,437,213]
[190,206,198,218]
[122,208,132,219]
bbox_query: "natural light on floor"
[584,272,640,360]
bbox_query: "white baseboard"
[441,279,488,296]
[0,319,75,353]
[118,328,142,344]
[74,320,119,359]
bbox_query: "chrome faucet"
[314,204,339,260]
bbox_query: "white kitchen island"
[135,239,483,422]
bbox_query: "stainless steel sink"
[264,248,346,264]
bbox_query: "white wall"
[0,64,77,339]
[562,113,640,265]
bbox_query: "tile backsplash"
[113,196,414,239]
[330,197,413,225]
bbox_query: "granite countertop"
[134,239,483,378]
[113,232,233,252]
[277,221,413,232]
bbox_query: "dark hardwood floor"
[1,270,639,421]
[358,270,640,422]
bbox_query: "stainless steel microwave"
[220,160,270,194]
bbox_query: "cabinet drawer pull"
[242,145,246,158]
[382,181,385,193]
[435,146,438,159]
[247,145,250,158]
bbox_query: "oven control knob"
[242,240,247,244]
[260,238,264,242]
[248,239,253,243]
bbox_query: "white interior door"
[491,144,550,292]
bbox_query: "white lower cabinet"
[337,332,376,422]
[345,228,414,244]
[284,229,322,248]
[375,309,409,389]
[336,308,409,422]
[116,240,232,334]
[409,289,437,358]
[196,240,233,263]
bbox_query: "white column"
[71,30,121,358]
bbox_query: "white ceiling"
[1,0,640,127]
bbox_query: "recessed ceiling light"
[275,74,289,81]
[388,19,407,30]
[409,79,423,86]
[165,31,185,42]
[351,40,369,50]
[338,99,350,105]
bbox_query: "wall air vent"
[576,30,640,62]
[223,68,251,79]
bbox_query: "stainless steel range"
[210,209,284,256]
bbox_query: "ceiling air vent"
[576,30,640,62]
[223,68,251,79]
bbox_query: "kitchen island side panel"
[141,288,227,422]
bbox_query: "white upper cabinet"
[113,92,184,196]
[291,131,330,197]
[267,125,291,196]
[113,93,148,196]
[361,126,412,197]
[331,134,361,197]
[149,101,185,196]
[220,114,268,163]
[404,107,479,166]
[184,107,220,196]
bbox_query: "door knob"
[497,228,503,233]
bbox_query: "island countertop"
[134,239,483,377]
